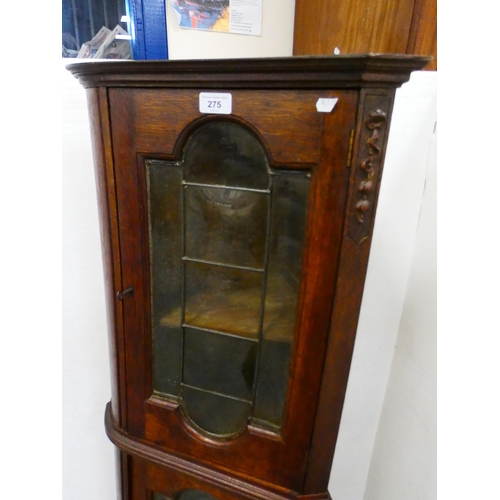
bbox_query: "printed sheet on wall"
[169,0,262,36]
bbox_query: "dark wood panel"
[109,408,283,500]
[67,55,430,89]
[144,399,290,488]
[109,88,149,438]
[147,459,333,500]
[282,91,358,490]
[107,412,332,499]
[130,455,148,500]
[129,89,323,164]
[303,89,396,493]
[86,87,127,428]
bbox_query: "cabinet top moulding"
[66,54,430,89]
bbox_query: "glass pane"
[182,386,251,437]
[147,161,183,397]
[153,489,220,500]
[184,261,263,339]
[147,121,311,437]
[185,186,268,268]
[184,122,269,190]
[254,174,310,427]
[175,489,219,500]
[184,328,257,400]
[153,493,171,500]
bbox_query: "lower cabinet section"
[153,489,218,500]
[121,451,332,500]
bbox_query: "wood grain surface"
[407,0,437,70]
[293,0,436,69]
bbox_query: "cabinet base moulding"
[105,403,331,500]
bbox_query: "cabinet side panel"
[303,89,396,493]
[108,88,150,437]
[86,87,126,427]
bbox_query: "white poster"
[170,0,262,36]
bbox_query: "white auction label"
[199,93,232,115]
[316,97,338,113]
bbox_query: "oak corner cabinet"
[67,55,429,500]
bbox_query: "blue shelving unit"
[125,0,169,59]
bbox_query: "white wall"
[166,0,296,59]
[61,63,436,500]
[328,71,437,500]
[362,110,437,500]
[62,64,116,500]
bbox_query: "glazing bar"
[183,324,259,342]
[182,181,270,194]
[181,383,252,404]
[182,256,264,273]
[251,177,273,408]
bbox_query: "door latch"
[116,286,134,300]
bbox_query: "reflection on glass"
[182,386,251,437]
[175,489,219,500]
[184,328,257,400]
[152,490,220,500]
[254,174,310,427]
[147,161,183,397]
[184,261,263,339]
[149,122,310,437]
[153,493,171,500]
[185,186,267,268]
[184,122,269,189]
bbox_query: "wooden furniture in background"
[294,0,437,70]
[67,55,429,500]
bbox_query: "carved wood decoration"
[67,56,429,500]
[355,110,387,222]
[347,93,392,244]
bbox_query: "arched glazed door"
[108,86,358,491]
